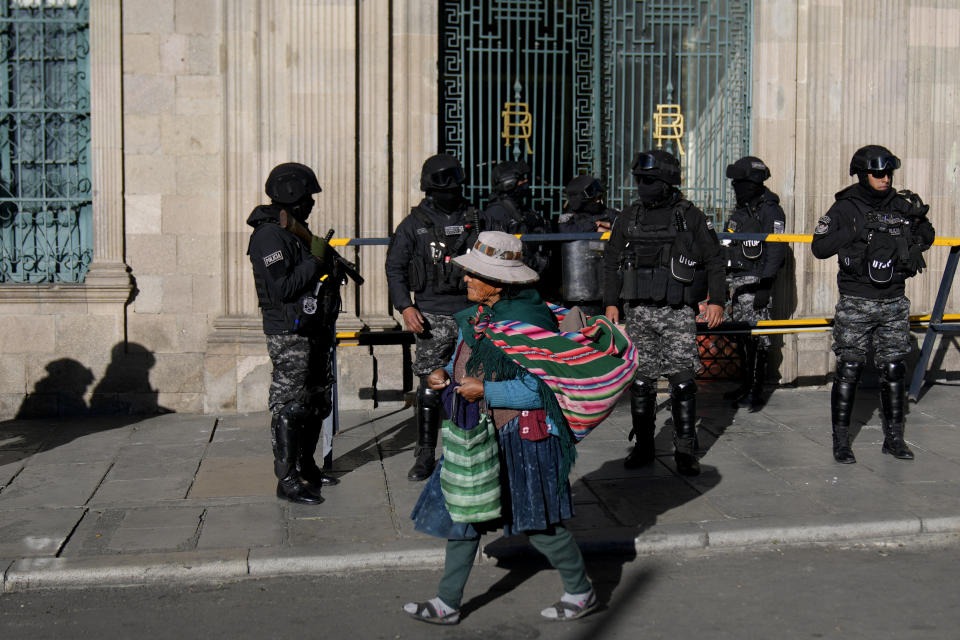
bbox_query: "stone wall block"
[203,355,239,413]
[161,195,220,235]
[176,154,222,196]
[161,113,220,156]
[56,315,122,360]
[236,357,271,414]
[175,0,219,35]
[125,193,162,234]
[125,153,177,194]
[152,353,205,393]
[123,74,175,115]
[122,33,160,74]
[160,274,194,314]
[127,234,178,276]
[127,314,180,354]
[335,349,374,410]
[0,317,56,354]
[176,314,213,353]
[0,354,26,394]
[176,234,220,277]
[175,75,221,115]
[123,0,175,34]
[133,275,165,313]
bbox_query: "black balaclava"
[856,172,893,203]
[285,195,315,224]
[732,179,765,207]
[636,177,672,206]
[428,186,465,213]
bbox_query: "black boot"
[671,379,700,476]
[297,414,340,487]
[830,361,861,464]
[879,361,914,460]
[724,339,756,404]
[271,408,324,504]
[408,383,441,481]
[624,378,657,468]
[740,347,769,411]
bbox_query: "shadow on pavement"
[1,343,170,468]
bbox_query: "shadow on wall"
[15,342,170,418]
[2,342,171,467]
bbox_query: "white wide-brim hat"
[452,231,539,284]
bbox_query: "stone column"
[86,0,132,300]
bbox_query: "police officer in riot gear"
[812,144,935,464]
[603,150,725,476]
[557,175,618,315]
[483,160,555,297]
[247,162,342,504]
[721,156,787,410]
[385,154,484,481]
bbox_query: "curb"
[5,515,959,593]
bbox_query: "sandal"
[403,600,461,625]
[541,590,598,621]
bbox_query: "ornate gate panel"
[440,0,751,221]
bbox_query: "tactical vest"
[838,196,914,284]
[406,205,479,295]
[724,200,766,271]
[618,201,707,306]
[250,221,335,335]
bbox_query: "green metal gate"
[439,0,752,219]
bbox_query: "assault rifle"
[278,210,365,285]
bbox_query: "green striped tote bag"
[439,412,502,523]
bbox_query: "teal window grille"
[0,0,91,283]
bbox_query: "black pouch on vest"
[866,232,898,284]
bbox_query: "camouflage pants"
[412,311,460,377]
[727,273,773,349]
[624,302,701,382]
[265,332,335,417]
[832,294,911,366]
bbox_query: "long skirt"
[411,416,575,540]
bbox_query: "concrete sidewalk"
[2,383,960,592]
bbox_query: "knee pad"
[670,378,697,400]
[880,361,905,383]
[279,399,310,423]
[836,360,864,384]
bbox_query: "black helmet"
[565,174,603,210]
[631,150,681,186]
[725,156,771,183]
[849,145,901,176]
[491,160,531,193]
[420,153,465,191]
[265,163,321,204]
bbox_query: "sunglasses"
[637,175,661,185]
[869,169,893,179]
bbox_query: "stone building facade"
[0,0,956,418]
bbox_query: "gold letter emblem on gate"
[654,104,685,156]
[501,102,534,155]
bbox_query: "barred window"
[0,0,90,283]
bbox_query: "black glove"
[753,288,770,310]
[906,244,926,274]
[753,278,774,310]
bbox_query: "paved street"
[2,382,960,592]
[3,542,960,639]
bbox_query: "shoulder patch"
[263,250,283,267]
[416,227,429,235]
[814,215,830,235]
[773,220,785,234]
